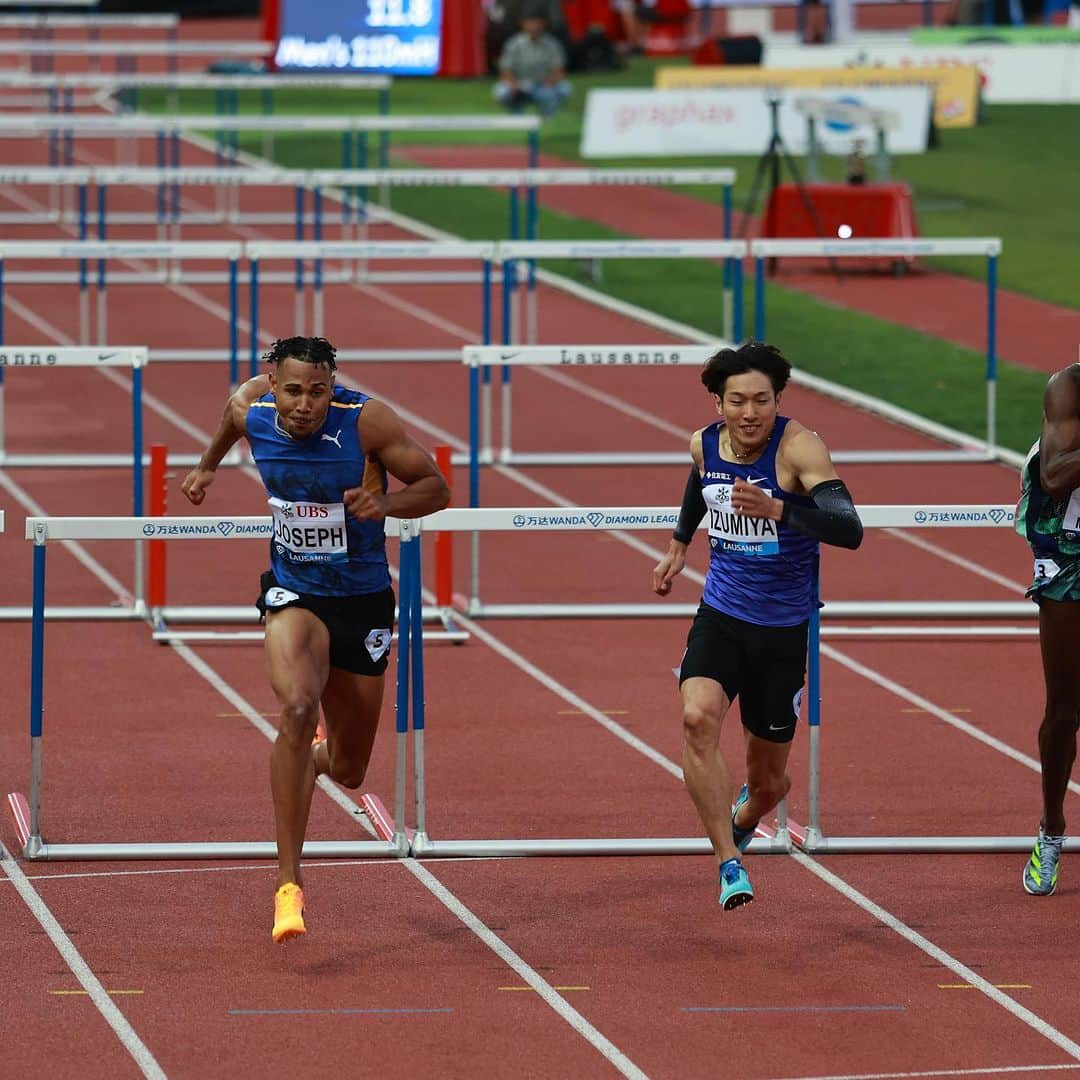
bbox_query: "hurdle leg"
[408,527,429,853]
[26,530,47,858]
[131,362,146,617]
[805,602,823,849]
[393,520,416,856]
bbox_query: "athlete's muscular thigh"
[265,606,331,727]
[320,669,386,786]
[1039,600,1080,705]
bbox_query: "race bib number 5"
[269,497,348,564]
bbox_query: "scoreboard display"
[274,0,444,75]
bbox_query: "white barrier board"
[581,86,933,157]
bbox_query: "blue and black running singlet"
[246,385,391,596]
[699,417,819,627]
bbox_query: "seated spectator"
[493,1,572,117]
[485,0,570,75]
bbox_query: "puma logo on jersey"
[320,429,343,449]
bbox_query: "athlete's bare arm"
[181,376,270,505]
[652,429,705,596]
[1039,367,1080,500]
[344,400,450,522]
[729,422,838,519]
[731,423,861,549]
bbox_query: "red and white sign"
[581,87,933,157]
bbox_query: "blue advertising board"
[275,0,444,75]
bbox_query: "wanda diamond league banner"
[272,0,444,75]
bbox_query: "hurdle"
[452,442,1033,627]
[751,238,1003,461]
[0,345,147,469]
[0,13,178,31]
[0,112,542,172]
[0,346,151,622]
[0,37,272,74]
[245,240,500,376]
[459,243,745,491]
[395,504,1051,857]
[0,240,241,375]
[7,512,435,861]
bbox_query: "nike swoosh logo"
[97,352,117,362]
[499,352,519,362]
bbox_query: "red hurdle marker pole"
[148,444,168,610]
[434,444,452,608]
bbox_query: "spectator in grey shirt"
[493,2,571,117]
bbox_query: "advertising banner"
[581,86,933,157]
[656,62,979,128]
[274,0,443,75]
[762,43,1079,104]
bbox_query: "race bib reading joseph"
[269,497,348,564]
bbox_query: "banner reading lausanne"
[275,0,444,76]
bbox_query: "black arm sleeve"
[672,464,706,545]
[780,479,863,549]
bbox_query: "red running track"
[2,113,1079,1080]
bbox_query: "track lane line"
[0,840,167,1079]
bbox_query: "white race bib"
[1034,557,1061,584]
[269,497,348,564]
[1064,490,1080,533]
[703,483,779,556]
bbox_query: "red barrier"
[434,444,452,607]
[764,182,920,244]
[149,444,168,610]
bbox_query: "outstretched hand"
[344,485,387,522]
[652,545,686,596]
[181,468,216,506]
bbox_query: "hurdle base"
[795,835,1080,854]
[18,840,402,862]
[408,835,790,857]
[497,450,690,467]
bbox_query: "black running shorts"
[256,570,395,677]
[678,602,808,744]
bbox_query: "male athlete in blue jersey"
[181,337,449,942]
[1016,363,1080,897]
[652,342,863,910]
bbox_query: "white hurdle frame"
[245,239,499,369]
[0,345,150,621]
[751,237,1003,461]
[403,504,1053,857]
[490,241,747,466]
[9,513,428,861]
[0,241,242,373]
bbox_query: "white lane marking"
[0,469,132,602]
[169,642,649,1080]
[789,849,1080,1061]
[884,528,1027,594]
[0,841,167,1079]
[451,610,681,779]
[820,643,1080,796]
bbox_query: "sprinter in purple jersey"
[182,337,449,943]
[652,342,863,911]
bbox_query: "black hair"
[701,340,791,398]
[263,336,337,373]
